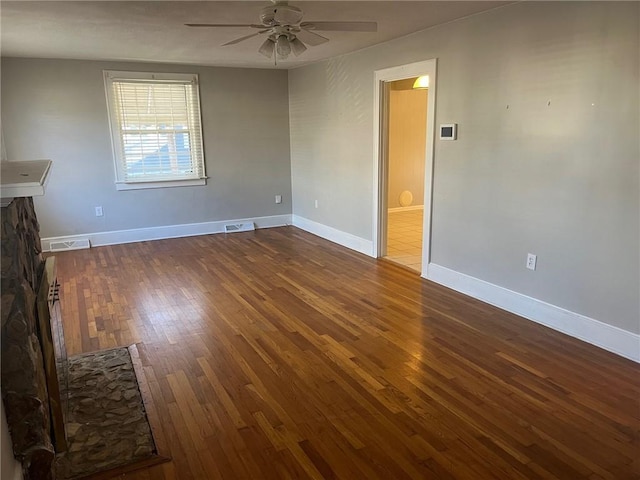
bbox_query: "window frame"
[103,70,207,191]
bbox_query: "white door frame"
[372,59,437,277]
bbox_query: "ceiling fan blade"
[290,38,307,56]
[296,28,329,46]
[185,23,265,28]
[274,6,303,25]
[301,21,378,32]
[258,38,275,58]
[222,31,267,46]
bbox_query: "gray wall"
[289,2,639,334]
[1,58,292,237]
[387,88,427,209]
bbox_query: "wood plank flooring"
[54,226,640,479]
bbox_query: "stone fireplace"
[1,161,166,479]
[1,196,56,478]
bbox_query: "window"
[104,71,206,190]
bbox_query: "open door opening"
[384,77,428,272]
[373,59,437,277]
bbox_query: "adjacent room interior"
[1,1,638,479]
[384,76,428,273]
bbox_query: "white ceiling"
[1,1,509,70]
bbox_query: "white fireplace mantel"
[1,160,52,207]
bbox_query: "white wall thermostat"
[439,123,457,140]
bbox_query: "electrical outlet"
[314,200,319,209]
[275,195,282,204]
[526,253,537,271]
[95,206,103,217]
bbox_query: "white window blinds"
[104,71,206,189]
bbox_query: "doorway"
[385,78,428,272]
[372,59,437,277]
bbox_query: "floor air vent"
[49,239,91,252]
[224,222,255,233]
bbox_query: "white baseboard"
[41,214,291,252]
[426,263,640,363]
[287,218,639,362]
[388,205,424,213]
[42,215,638,363]
[291,215,374,257]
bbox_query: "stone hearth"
[56,347,156,479]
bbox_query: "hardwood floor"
[54,226,640,479]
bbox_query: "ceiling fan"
[185,0,377,61]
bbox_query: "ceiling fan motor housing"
[260,4,303,26]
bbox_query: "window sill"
[115,178,206,191]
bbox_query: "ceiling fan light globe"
[290,37,307,56]
[258,38,275,58]
[275,35,291,58]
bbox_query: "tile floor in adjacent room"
[385,208,423,273]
